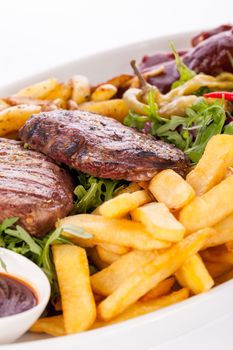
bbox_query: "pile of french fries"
[30,134,233,337]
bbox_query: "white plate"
[2,30,233,350]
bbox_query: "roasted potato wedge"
[16,78,59,99]
[91,84,117,101]
[0,104,41,136]
[79,99,129,122]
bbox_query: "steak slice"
[0,138,73,236]
[19,110,188,181]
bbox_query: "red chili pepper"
[204,91,233,101]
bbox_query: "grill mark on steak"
[19,110,188,181]
[0,138,74,236]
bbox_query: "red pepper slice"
[204,91,233,101]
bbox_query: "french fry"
[79,99,129,122]
[97,228,210,321]
[61,214,171,250]
[116,182,141,195]
[175,253,214,294]
[16,78,59,99]
[91,84,117,102]
[187,135,233,195]
[205,261,232,278]
[87,247,109,270]
[30,315,65,337]
[215,268,233,285]
[99,190,152,219]
[96,245,120,264]
[149,170,195,210]
[140,277,175,302]
[202,214,233,249]
[201,246,233,265]
[0,104,41,136]
[46,83,72,101]
[91,250,158,296]
[52,245,96,334]
[93,289,189,329]
[179,175,233,233]
[71,75,91,104]
[98,243,129,255]
[131,203,185,242]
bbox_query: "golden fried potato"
[96,245,120,264]
[99,190,152,219]
[93,289,189,329]
[98,243,129,255]
[149,170,195,210]
[187,135,233,195]
[91,250,157,296]
[52,245,96,334]
[131,202,185,242]
[116,182,141,195]
[0,104,41,136]
[179,175,233,233]
[205,261,232,278]
[30,315,65,337]
[71,75,90,104]
[79,99,129,122]
[201,246,233,265]
[202,214,233,249]
[61,214,170,250]
[215,268,233,285]
[175,253,214,294]
[97,228,210,321]
[16,78,59,99]
[46,83,72,101]
[140,277,175,302]
[102,74,133,88]
[87,247,109,270]
[91,84,117,102]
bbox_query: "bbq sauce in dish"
[0,273,37,317]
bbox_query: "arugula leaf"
[170,42,196,89]
[0,217,92,300]
[72,173,127,215]
[124,110,149,129]
[224,121,233,135]
[124,92,227,164]
[5,225,42,256]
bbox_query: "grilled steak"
[19,110,188,181]
[0,138,73,236]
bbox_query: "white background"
[0,0,233,349]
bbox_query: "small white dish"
[0,248,50,344]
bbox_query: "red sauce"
[0,273,37,317]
